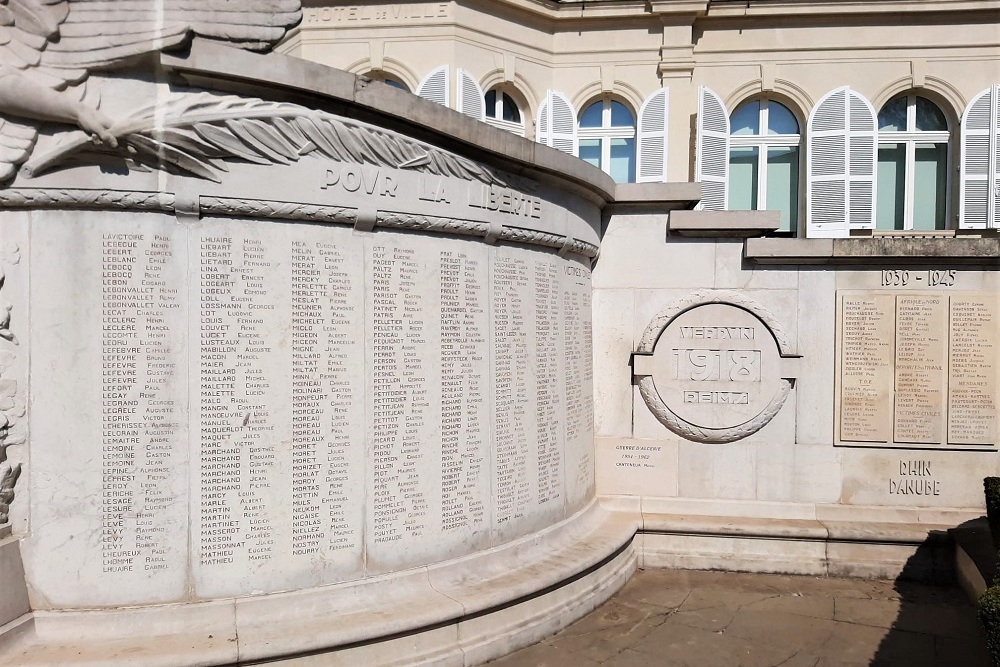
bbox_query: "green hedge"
[986,478,1000,550]
[980,585,1000,666]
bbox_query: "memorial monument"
[0,1,998,666]
[0,1,645,664]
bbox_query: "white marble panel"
[714,239,798,290]
[365,233,492,573]
[676,440,757,500]
[594,216,715,290]
[191,219,368,598]
[562,254,595,514]
[591,289,634,439]
[25,211,189,608]
[595,437,678,498]
[794,269,836,445]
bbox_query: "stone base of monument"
[627,498,966,583]
[951,517,995,602]
[0,502,637,667]
[0,535,29,630]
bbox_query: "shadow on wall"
[869,524,991,667]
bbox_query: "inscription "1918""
[672,349,761,382]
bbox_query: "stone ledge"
[0,502,637,667]
[951,517,994,602]
[638,512,958,582]
[746,236,1000,265]
[608,182,702,212]
[668,209,780,237]
[641,512,955,545]
[160,39,618,205]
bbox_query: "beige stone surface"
[486,569,989,667]
[595,438,678,498]
[592,290,634,438]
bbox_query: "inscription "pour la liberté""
[321,168,542,219]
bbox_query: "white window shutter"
[960,85,999,229]
[417,66,450,107]
[637,88,670,183]
[695,86,729,210]
[807,86,876,238]
[457,69,485,121]
[536,90,577,155]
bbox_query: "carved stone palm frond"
[24,93,516,187]
[0,0,302,184]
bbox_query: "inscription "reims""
[683,391,749,404]
[680,327,754,339]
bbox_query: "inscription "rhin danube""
[680,327,754,339]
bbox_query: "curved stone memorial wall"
[0,35,629,666]
[21,208,595,606]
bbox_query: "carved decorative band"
[376,210,490,238]
[3,189,599,258]
[199,197,357,225]
[0,189,176,212]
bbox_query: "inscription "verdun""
[680,327,754,339]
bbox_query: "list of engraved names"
[838,291,998,447]
[101,232,180,574]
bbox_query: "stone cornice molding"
[0,189,599,259]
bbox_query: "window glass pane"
[579,139,601,169]
[580,101,604,128]
[485,89,497,118]
[728,147,758,210]
[876,143,905,229]
[610,137,635,183]
[730,101,760,136]
[766,147,799,232]
[385,78,408,92]
[915,97,947,132]
[501,93,521,123]
[878,97,907,132]
[609,101,633,127]
[913,143,948,230]
[767,101,799,135]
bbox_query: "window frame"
[577,97,637,183]
[876,93,952,231]
[484,88,525,136]
[728,97,803,233]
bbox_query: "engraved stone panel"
[635,298,792,443]
[949,295,999,445]
[28,211,190,607]
[836,290,999,449]
[22,209,595,607]
[837,294,894,444]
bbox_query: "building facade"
[281,0,1000,236]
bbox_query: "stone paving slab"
[486,569,990,667]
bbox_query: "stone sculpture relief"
[633,290,799,444]
[0,0,305,522]
[25,93,518,188]
[0,245,23,525]
[0,0,302,183]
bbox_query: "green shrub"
[987,478,1000,549]
[980,585,1000,666]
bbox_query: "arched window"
[876,94,950,230]
[484,88,524,136]
[577,99,636,183]
[365,71,409,92]
[729,98,801,233]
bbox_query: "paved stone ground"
[487,569,990,667]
